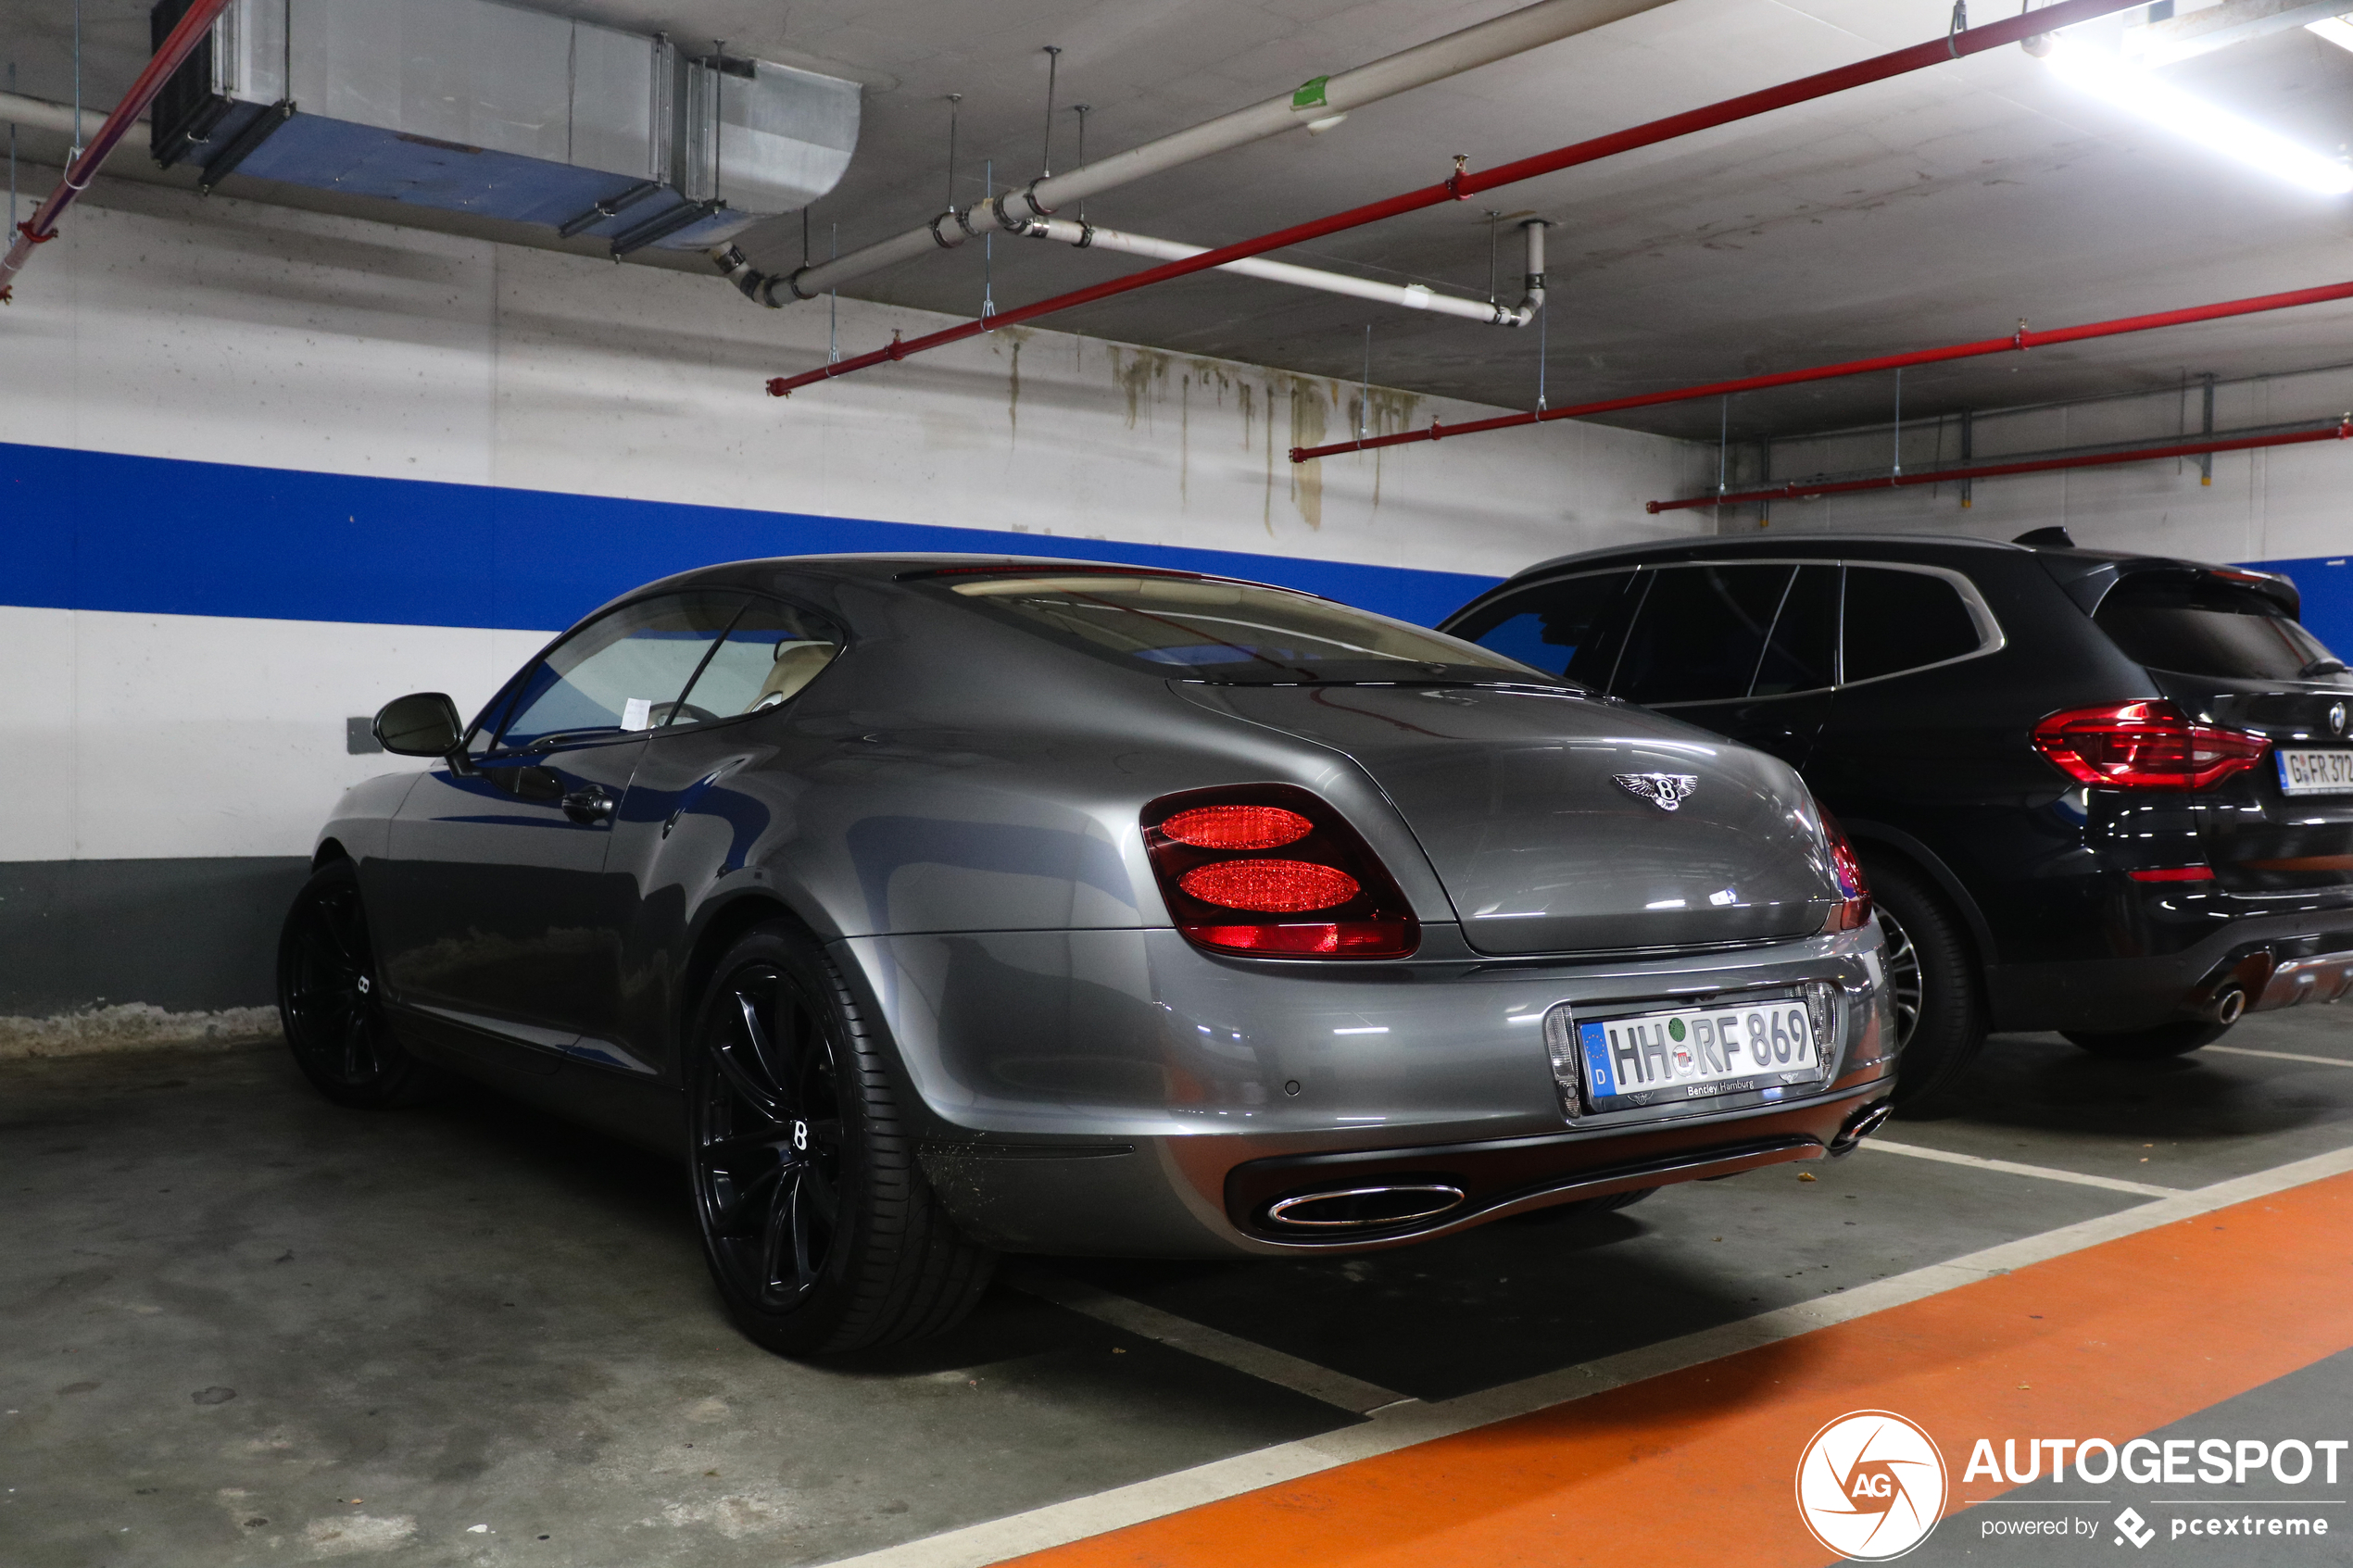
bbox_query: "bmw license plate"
[1547,992,1830,1115]
[2276,747,2353,796]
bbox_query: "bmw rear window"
[938,572,1547,684]
[2095,575,2347,684]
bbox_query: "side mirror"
[374,692,464,758]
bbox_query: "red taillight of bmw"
[1818,808,1874,934]
[1143,785,1420,959]
[2031,701,2269,791]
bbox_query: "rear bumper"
[1224,1093,1894,1248]
[838,921,1895,1257]
[1990,898,2353,1033]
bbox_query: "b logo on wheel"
[1794,1410,1947,1561]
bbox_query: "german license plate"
[1548,994,1828,1114]
[2277,747,2353,796]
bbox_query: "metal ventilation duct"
[148,0,860,254]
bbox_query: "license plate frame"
[1546,987,1831,1116]
[2276,747,2353,797]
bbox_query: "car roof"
[1499,531,2260,582]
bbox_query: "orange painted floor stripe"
[1012,1172,2353,1568]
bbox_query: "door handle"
[562,785,615,824]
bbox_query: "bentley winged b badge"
[1614,772,1700,812]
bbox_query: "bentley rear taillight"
[1818,809,1873,934]
[2032,701,2269,791]
[1143,785,1419,959]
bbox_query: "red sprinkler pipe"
[0,0,233,302]
[1291,274,2353,462]
[1645,420,2353,513]
[766,0,2145,399]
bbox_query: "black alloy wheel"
[276,859,436,1108]
[1865,859,1986,1113]
[2061,1020,2233,1060]
[686,922,995,1356]
[1877,904,1926,1052]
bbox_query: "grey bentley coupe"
[282,556,1897,1354]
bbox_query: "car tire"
[686,921,995,1356]
[2060,1021,2233,1060]
[1866,859,1986,1113]
[276,859,439,1109]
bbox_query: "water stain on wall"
[1107,345,1172,429]
[1288,380,1329,532]
[1095,343,1419,534]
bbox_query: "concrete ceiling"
[11,0,2353,443]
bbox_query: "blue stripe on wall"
[11,442,2348,648]
[2250,555,2353,661]
[0,441,1500,632]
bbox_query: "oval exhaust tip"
[1265,1183,1466,1230]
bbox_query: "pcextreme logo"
[1795,1410,1951,1562]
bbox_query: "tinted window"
[674,599,845,720]
[1450,571,1636,686]
[2095,575,2343,682]
[497,594,743,748]
[1615,565,1794,705]
[1842,567,1984,683]
[1754,565,1841,696]
[944,572,1537,684]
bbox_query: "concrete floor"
[3,1010,2348,1568]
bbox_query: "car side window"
[1614,565,1795,706]
[1752,565,1841,696]
[1449,570,1638,685]
[671,598,846,721]
[1842,567,1986,683]
[496,593,748,750]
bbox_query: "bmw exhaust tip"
[1264,1183,1467,1231]
[2206,985,2248,1025]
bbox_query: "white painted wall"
[1708,363,2353,566]
[0,175,1713,865]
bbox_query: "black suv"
[1441,530,2353,1107]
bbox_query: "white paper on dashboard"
[621,697,654,732]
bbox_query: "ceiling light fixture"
[2308,15,2353,54]
[2043,36,2353,194]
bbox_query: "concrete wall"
[0,176,1713,1019]
[1705,367,2353,653]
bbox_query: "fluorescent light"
[2309,16,2353,55]
[2045,37,2353,194]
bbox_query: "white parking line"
[1002,1267,1411,1416]
[1862,1137,2183,1198]
[822,1144,2353,1568]
[2208,1045,2353,1069]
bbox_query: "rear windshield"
[2095,575,2346,683]
[942,573,1547,684]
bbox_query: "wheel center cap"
[356,975,371,995]
[791,1119,810,1152]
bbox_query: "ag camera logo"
[1796,1410,1949,1561]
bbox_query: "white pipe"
[1,90,139,139]
[1020,215,1548,326]
[718,0,1671,305]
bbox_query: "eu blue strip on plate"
[1579,1020,1614,1098]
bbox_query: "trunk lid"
[2150,673,2353,889]
[1175,684,1837,955]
